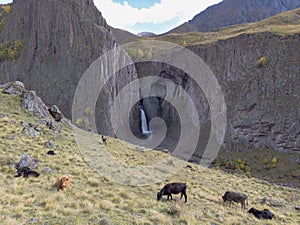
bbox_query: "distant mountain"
[111,27,138,45]
[168,0,300,33]
[137,32,156,37]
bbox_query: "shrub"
[2,5,12,14]
[257,56,267,68]
[84,108,93,116]
[0,18,7,31]
[238,163,245,170]
[245,166,251,173]
[272,156,277,164]
[0,40,24,62]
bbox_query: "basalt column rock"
[0,0,139,136]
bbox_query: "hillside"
[157,8,300,46]
[168,0,300,34]
[111,27,138,45]
[0,83,300,224]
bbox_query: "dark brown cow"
[15,166,40,178]
[101,135,107,145]
[222,191,248,209]
[157,182,187,203]
[248,208,275,219]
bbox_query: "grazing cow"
[248,207,274,219]
[48,105,62,122]
[222,191,248,209]
[167,158,175,167]
[101,135,107,145]
[56,176,72,191]
[47,150,56,155]
[157,182,187,203]
[15,166,40,178]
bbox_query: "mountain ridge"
[168,0,300,34]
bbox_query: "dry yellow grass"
[0,89,299,224]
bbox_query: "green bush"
[257,56,267,68]
[2,5,12,14]
[0,18,7,31]
[0,40,23,62]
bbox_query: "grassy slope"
[152,8,300,46]
[0,90,299,224]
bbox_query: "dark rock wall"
[0,0,138,135]
[194,32,300,153]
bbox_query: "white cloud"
[0,0,13,4]
[94,0,222,31]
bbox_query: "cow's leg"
[170,194,173,200]
[183,192,187,203]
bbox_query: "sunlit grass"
[0,88,299,224]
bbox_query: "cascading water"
[138,100,151,135]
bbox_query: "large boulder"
[21,90,49,118]
[16,154,38,171]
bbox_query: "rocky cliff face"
[169,0,300,33]
[136,32,300,160]
[0,0,139,135]
[195,32,300,154]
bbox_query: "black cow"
[248,207,274,219]
[102,135,107,145]
[47,150,56,155]
[15,166,40,178]
[222,191,248,209]
[157,182,187,203]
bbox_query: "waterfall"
[140,108,151,135]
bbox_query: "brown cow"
[56,176,72,191]
[248,207,275,219]
[167,158,175,167]
[222,191,248,209]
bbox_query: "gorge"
[0,0,299,162]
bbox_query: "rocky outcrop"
[0,0,139,135]
[16,154,38,171]
[168,0,300,33]
[21,121,41,137]
[21,90,49,119]
[1,81,25,95]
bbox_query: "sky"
[0,0,223,35]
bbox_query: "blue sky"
[112,0,161,9]
[0,0,223,34]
